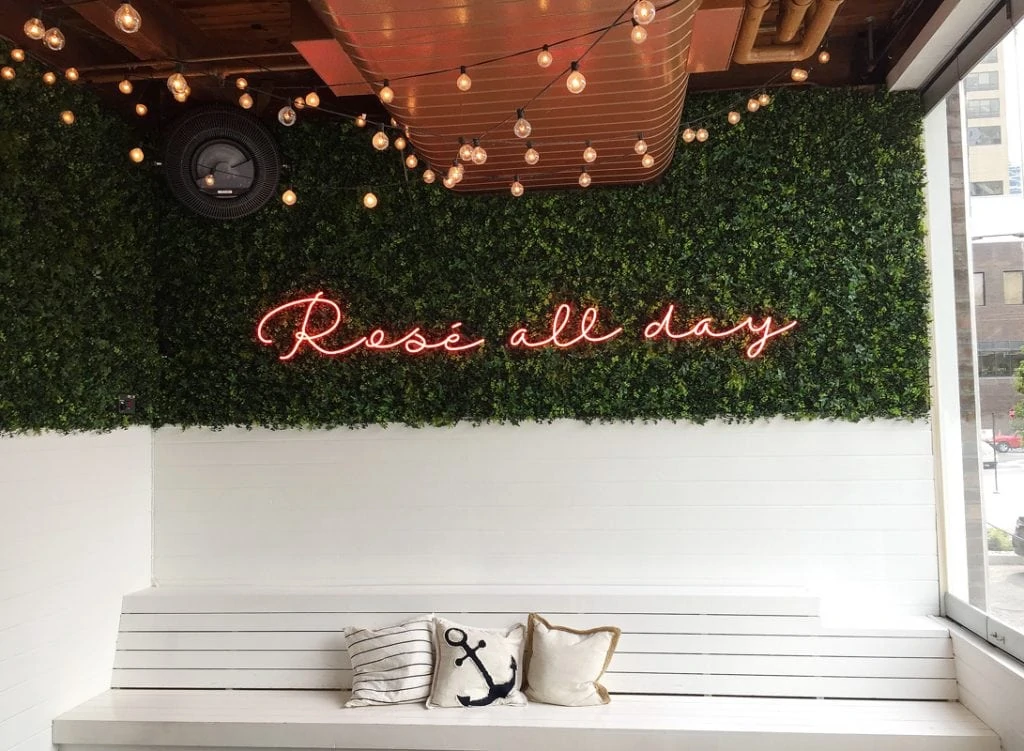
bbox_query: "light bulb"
[578,169,591,188]
[745,98,760,113]
[458,141,473,162]
[10,48,25,62]
[135,103,148,116]
[42,71,56,85]
[173,86,189,102]
[60,110,75,125]
[64,67,79,82]
[24,17,45,40]
[758,92,771,106]
[363,192,377,209]
[790,67,809,82]
[537,45,552,68]
[818,49,831,64]
[642,153,655,168]
[44,28,65,51]
[513,108,531,139]
[355,113,366,128]
[118,79,133,95]
[728,111,741,125]
[682,127,696,143]
[235,77,247,90]
[379,81,394,103]
[305,91,320,107]
[456,66,472,92]
[583,144,597,163]
[633,0,656,25]
[1,67,14,81]
[277,106,297,126]
[115,3,142,33]
[511,179,524,197]
[239,92,253,109]
[447,162,463,182]
[566,63,586,94]
[394,136,407,151]
[631,21,647,44]
[422,168,436,184]
[634,136,647,155]
[129,147,145,163]
[696,127,709,142]
[203,174,215,187]
[471,143,487,165]
[390,117,398,126]
[524,144,540,165]
[167,72,187,94]
[281,189,297,206]
[372,129,389,151]
[442,176,455,189]
[405,153,418,169]
[286,97,301,111]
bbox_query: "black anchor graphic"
[444,627,518,707]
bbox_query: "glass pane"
[976,272,987,305]
[1004,271,1024,304]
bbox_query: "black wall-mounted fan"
[163,106,281,220]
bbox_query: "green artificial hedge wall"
[0,42,930,431]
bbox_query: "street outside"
[981,448,1024,631]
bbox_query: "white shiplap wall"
[950,624,1024,751]
[0,428,151,751]
[154,419,939,615]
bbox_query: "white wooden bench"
[53,586,999,751]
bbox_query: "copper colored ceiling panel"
[305,0,698,192]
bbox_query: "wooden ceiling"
[0,0,942,189]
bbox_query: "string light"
[642,153,655,168]
[633,0,656,25]
[277,105,297,126]
[1,67,14,81]
[23,18,45,40]
[634,134,647,155]
[394,135,407,151]
[448,160,464,183]
[60,110,75,125]
[566,62,586,94]
[757,92,771,106]
[456,66,472,92]
[203,174,215,187]
[135,102,148,116]
[696,127,709,142]
[10,49,25,62]
[746,98,760,112]
[173,86,190,103]
[118,79,133,94]
[790,67,809,82]
[524,143,540,165]
[44,28,65,51]
[281,189,297,205]
[513,108,532,139]
[405,153,418,169]
[728,111,741,125]
[362,192,378,209]
[167,72,188,94]
[442,176,455,189]
[379,80,394,104]
[817,49,831,64]
[355,113,367,128]
[422,168,436,184]
[682,128,696,143]
[583,141,597,163]
[511,177,524,197]
[631,20,647,44]
[578,168,591,188]
[235,77,248,90]
[64,67,79,82]
[239,92,253,109]
[372,127,389,151]
[471,139,487,165]
[42,71,56,85]
[456,140,472,162]
[128,147,144,163]
[293,96,305,110]
[305,91,320,107]
[114,3,142,34]
[537,45,553,68]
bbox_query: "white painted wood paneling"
[0,429,152,751]
[153,420,938,615]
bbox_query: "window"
[975,272,986,305]
[966,98,1001,118]
[967,126,1003,145]
[1003,271,1023,304]
[970,181,1005,196]
[965,71,1000,91]
[981,48,999,64]
[978,349,1024,377]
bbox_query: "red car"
[990,433,1023,452]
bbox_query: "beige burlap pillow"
[523,613,620,706]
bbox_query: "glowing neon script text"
[256,292,485,360]
[508,304,623,349]
[643,304,798,358]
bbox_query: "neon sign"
[257,293,796,361]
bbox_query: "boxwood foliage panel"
[0,46,159,432]
[151,88,929,427]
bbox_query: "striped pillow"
[342,615,435,707]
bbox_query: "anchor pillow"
[426,617,527,708]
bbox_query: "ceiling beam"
[60,0,210,61]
